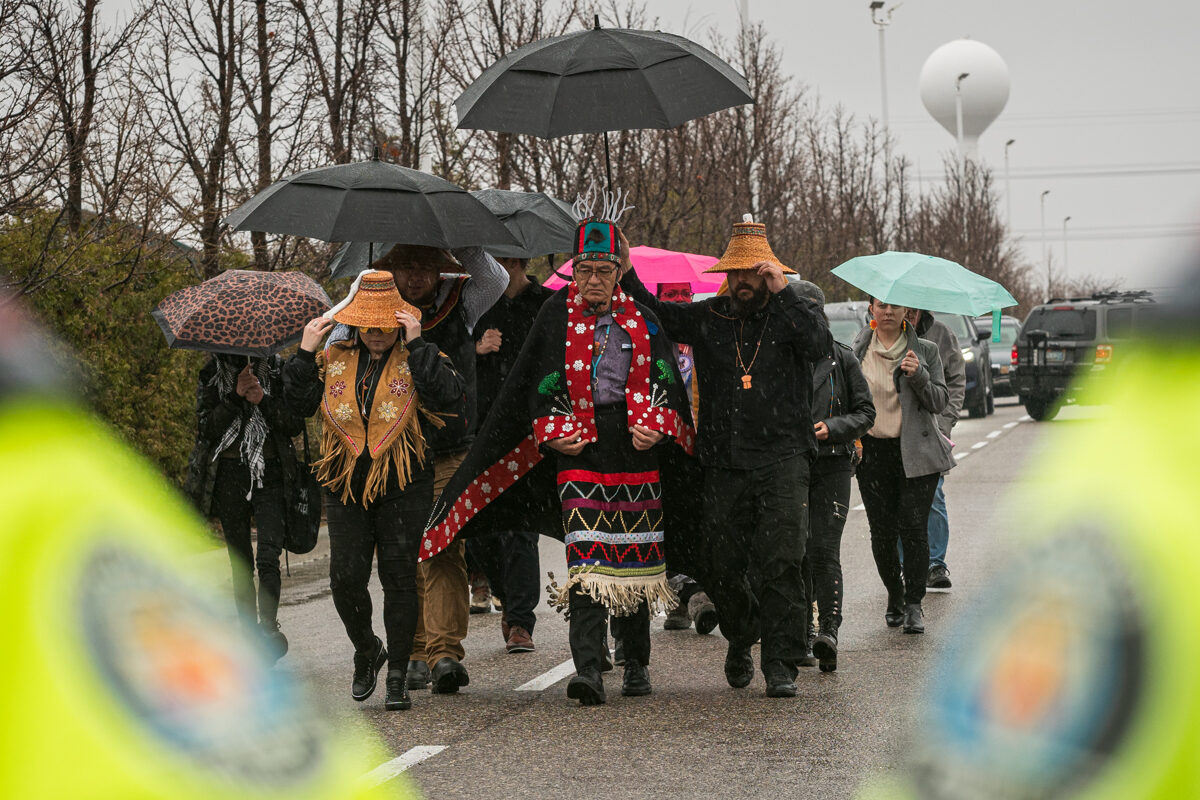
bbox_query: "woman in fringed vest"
[283,270,465,711]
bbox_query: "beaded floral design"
[327,361,346,378]
[378,401,399,422]
[334,403,354,422]
[329,380,346,398]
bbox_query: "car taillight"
[1011,346,1018,366]
[1095,344,1113,364]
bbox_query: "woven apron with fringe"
[555,404,672,617]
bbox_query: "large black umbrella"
[223,157,517,251]
[470,189,579,259]
[152,270,332,358]
[454,15,753,186]
[328,189,580,278]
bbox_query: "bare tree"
[290,0,383,164]
[140,0,244,277]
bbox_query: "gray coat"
[915,314,966,439]
[852,325,956,478]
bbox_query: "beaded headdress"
[571,183,633,265]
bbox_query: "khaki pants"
[408,451,469,665]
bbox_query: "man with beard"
[376,244,506,695]
[619,217,831,697]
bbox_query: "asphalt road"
[249,397,1095,799]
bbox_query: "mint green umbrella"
[831,251,1018,341]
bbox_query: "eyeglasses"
[573,263,617,279]
[358,326,396,335]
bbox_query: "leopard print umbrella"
[152,269,332,357]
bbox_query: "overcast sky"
[654,0,1200,290]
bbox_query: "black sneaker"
[430,657,470,694]
[406,659,431,690]
[384,669,412,711]
[566,668,606,706]
[621,659,652,696]
[351,637,388,701]
[724,644,754,688]
[927,565,952,589]
[663,602,692,630]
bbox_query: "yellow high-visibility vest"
[0,397,412,799]
[858,343,1200,799]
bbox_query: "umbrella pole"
[603,131,614,192]
[368,242,374,268]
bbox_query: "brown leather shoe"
[505,625,535,653]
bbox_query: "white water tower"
[920,39,1009,160]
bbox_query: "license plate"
[999,365,1010,375]
[1046,349,1065,363]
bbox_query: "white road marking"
[516,658,577,691]
[852,503,865,511]
[972,441,989,449]
[987,430,1003,439]
[360,746,447,788]
[1020,414,1032,422]
[1003,421,1020,429]
[954,451,970,460]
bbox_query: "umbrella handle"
[603,131,613,193]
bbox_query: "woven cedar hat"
[704,215,796,274]
[327,270,421,327]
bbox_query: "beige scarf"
[864,329,908,438]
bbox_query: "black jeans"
[469,531,541,633]
[857,436,939,605]
[569,585,650,673]
[326,467,433,669]
[701,454,810,676]
[213,457,286,628]
[806,455,853,627]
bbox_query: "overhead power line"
[917,163,1200,181]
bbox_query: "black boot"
[406,659,431,690]
[384,668,412,710]
[259,619,288,663]
[688,591,719,636]
[813,618,839,672]
[566,668,606,706]
[885,585,905,628]
[622,659,652,696]
[799,610,817,667]
[763,661,798,698]
[724,643,754,688]
[902,603,925,634]
[351,636,388,701]
[430,657,470,694]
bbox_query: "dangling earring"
[902,320,907,331]
[869,319,877,330]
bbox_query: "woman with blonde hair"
[852,298,953,634]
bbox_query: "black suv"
[1011,291,1159,420]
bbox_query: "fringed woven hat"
[571,182,633,265]
[327,270,422,327]
[704,214,796,274]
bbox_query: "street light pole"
[1041,189,1052,297]
[870,2,900,164]
[955,72,970,166]
[1004,138,1016,229]
[1062,215,1072,287]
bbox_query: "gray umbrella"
[223,158,517,250]
[328,189,580,278]
[471,189,580,260]
[454,16,753,186]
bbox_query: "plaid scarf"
[210,356,272,498]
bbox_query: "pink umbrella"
[544,245,722,294]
